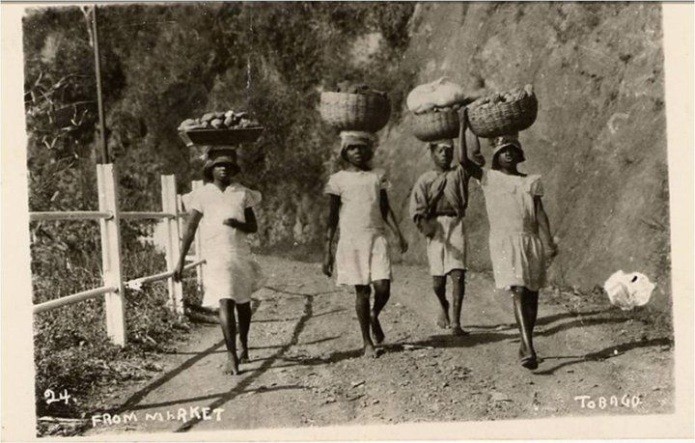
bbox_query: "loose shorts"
[426,216,467,276]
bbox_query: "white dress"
[188,183,264,306]
[478,169,546,292]
[324,169,392,286]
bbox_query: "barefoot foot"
[518,346,538,370]
[450,324,469,336]
[370,314,385,344]
[239,349,250,364]
[362,345,379,359]
[436,301,451,329]
[223,355,240,375]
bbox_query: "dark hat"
[492,134,525,162]
[202,149,240,180]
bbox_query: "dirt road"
[85,255,674,435]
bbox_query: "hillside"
[24,3,669,306]
[375,3,669,310]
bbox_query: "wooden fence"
[30,163,205,346]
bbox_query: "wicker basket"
[178,127,263,147]
[411,108,460,142]
[467,85,538,138]
[319,92,390,132]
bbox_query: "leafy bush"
[24,3,418,424]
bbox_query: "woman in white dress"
[458,109,558,369]
[322,131,408,358]
[174,149,263,375]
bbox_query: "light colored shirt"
[479,169,543,235]
[188,182,262,255]
[324,169,389,235]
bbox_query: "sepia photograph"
[1,1,693,440]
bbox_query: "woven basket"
[178,127,263,147]
[319,92,391,132]
[467,85,538,138]
[411,108,459,142]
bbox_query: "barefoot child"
[322,131,408,358]
[457,110,557,369]
[174,149,263,375]
[409,139,483,335]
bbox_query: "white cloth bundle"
[406,78,467,114]
[603,270,656,310]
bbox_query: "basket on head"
[178,127,263,147]
[319,92,391,132]
[411,108,460,142]
[467,85,538,138]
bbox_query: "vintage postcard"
[2,1,693,441]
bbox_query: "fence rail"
[30,163,205,346]
[30,211,113,222]
[33,285,117,314]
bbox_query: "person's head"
[339,131,377,169]
[202,149,241,184]
[428,139,454,170]
[491,135,525,171]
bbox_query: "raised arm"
[322,194,341,276]
[457,107,483,180]
[173,209,203,282]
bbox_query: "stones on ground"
[351,380,365,388]
[490,392,511,402]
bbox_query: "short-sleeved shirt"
[479,169,543,235]
[188,183,262,255]
[324,169,388,235]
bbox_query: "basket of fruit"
[319,82,390,132]
[178,110,263,147]
[467,85,538,138]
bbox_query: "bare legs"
[354,279,390,358]
[511,286,539,369]
[218,299,253,375]
[433,276,450,329]
[219,299,239,375]
[371,280,390,345]
[354,285,377,357]
[449,270,467,336]
[237,302,252,363]
[432,270,467,335]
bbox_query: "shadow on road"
[534,336,672,375]
[173,286,326,432]
[465,308,609,332]
[125,384,309,411]
[409,309,630,349]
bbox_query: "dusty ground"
[84,255,673,436]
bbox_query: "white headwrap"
[339,130,378,149]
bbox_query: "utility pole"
[91,5,109,164]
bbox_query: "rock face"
[375,3,669,307]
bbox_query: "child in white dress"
[322,131,408,358]
[458,110,557,369]
[174,149,263,375]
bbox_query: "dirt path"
[85,256,674,435]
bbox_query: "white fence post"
[162,175,184,315]
[191,180,204,290]
[97,163,126,346]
